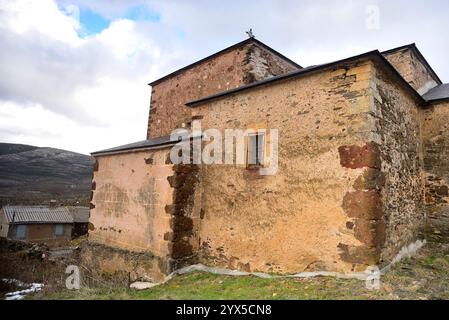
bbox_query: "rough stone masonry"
[86,38,449,282]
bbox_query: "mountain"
[0,143,95,206]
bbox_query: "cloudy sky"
[0,0,448,155]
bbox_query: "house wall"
[90,149,174,254]
[147,43,298,139]
[371,64,426,261]
[191,59,386,273]
[7,223,72,246]
[421,101,449,218]
[383,48,438,95]
[88,147,201,281]
[0,211,9,238]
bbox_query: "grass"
[30,251,449,300]
[29,219,449,300]
[34,271,379,300]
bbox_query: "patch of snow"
[2,279,43,300]
[381,239,426,274]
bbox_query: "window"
[247,132,265,167]
[55,224,64,236]
[16,225,27,239]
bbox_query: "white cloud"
[0,0,81,45]
[1,0,448,155]
[0,0,168,154]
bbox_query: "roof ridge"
[148,37,301,86]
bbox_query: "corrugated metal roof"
[67,206,90,223]
[423,83,449,102]
[2,206,73,224]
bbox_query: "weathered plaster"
[89,149,174,256]
[192,60,380,273]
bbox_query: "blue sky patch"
[124,5,161,22]
[78,9,111,36]
[72,5,160,37]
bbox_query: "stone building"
[87,37,449,282]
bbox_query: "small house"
[0,205,73,247]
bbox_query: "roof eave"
[91,135,202,157]
[91,141,176,157]
[186,50,425,108]
[425,97,449,105]
[9,221,73,225]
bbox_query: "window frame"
[55,224,64,237]
[16,225,27,240]
[246,132,265,168]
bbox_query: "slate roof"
[91,135,177,156]
[67,206,90,223]
[423,83,449,102]
[91,134,203,156]
[2,206,73,224]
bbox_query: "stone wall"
[0,211,9,238]
[421,101,449,218]
[147,42,298,138]
[371,64,426,261]
[165,163,201,269]
[383,48,438,95]
[80,241,168,283]
[191,59,383,273]
[242,43,299,84]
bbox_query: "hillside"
[0,143,95,206]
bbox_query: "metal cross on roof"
[246,28,255,39]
